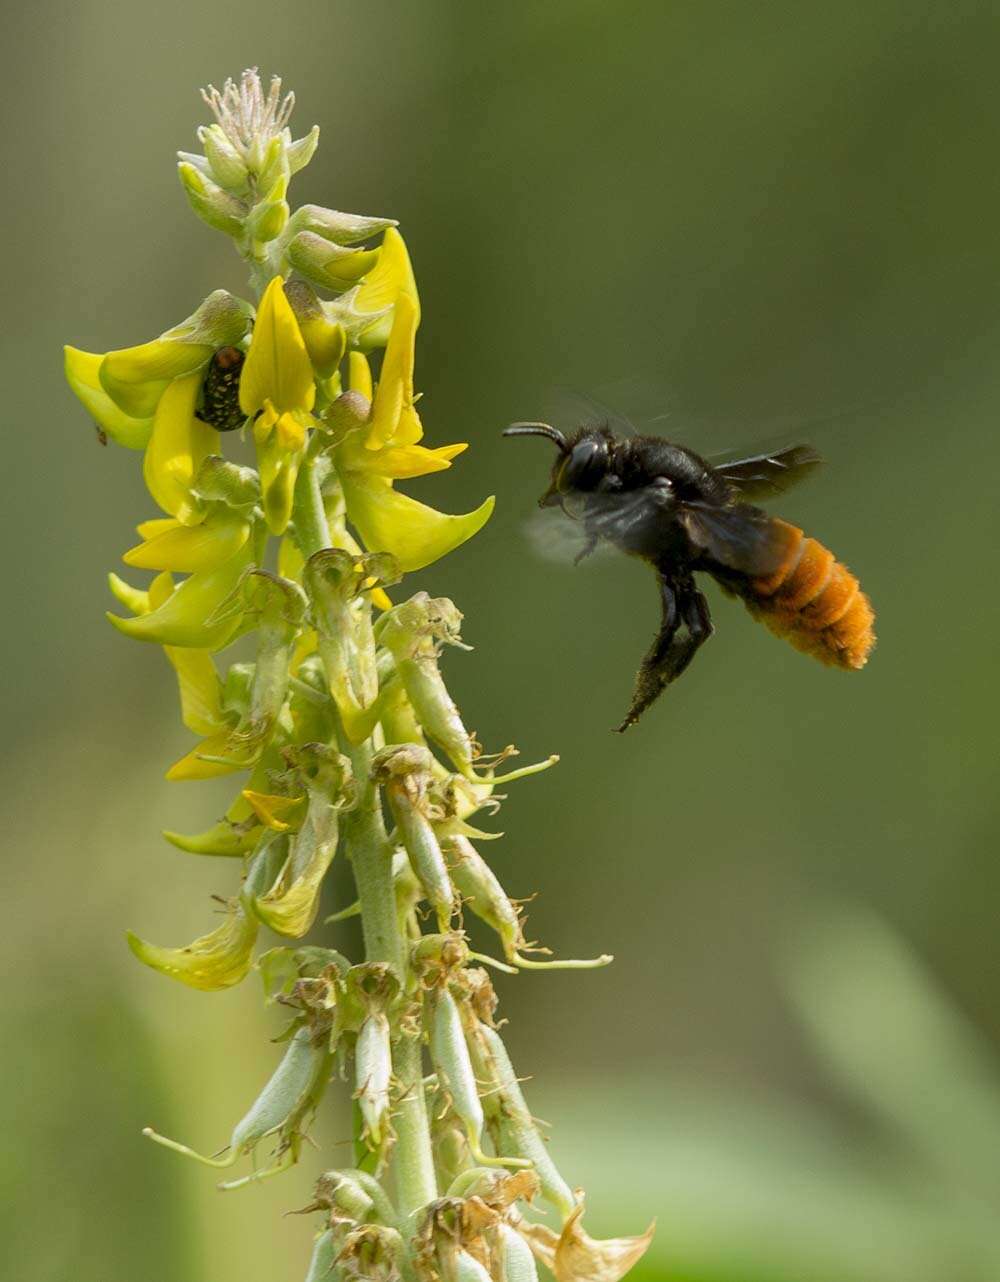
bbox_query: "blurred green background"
[3,1,1000,1278]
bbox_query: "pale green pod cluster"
[355,1012,392,1151]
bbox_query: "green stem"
[344,741,438,1224]
[293,451,331,560]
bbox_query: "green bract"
[64,67,650,1282]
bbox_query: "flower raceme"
[66,69,652,1282]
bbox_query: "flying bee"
[503,421,875,731]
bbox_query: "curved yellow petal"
[136,517,179,541]
[107,540,252,649]
[363,442,466,480]
[367,293,417,450]
[165,729,243,781]
[239,276,316,416]
[355,227,420,321]
[63,347,154,449]
[339,469,494,572]
[123,509,250,572]
[107,572,150,615]
[242,790,305,831]
[348,351,373,400]
[143,370,219,524]
[100,341,213,418]
[164,647,225,736]
[126,901,256,990]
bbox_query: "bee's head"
[502,422,612,508]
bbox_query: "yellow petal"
[349,351,373,400]
[278,534,306,583]
[127,901,256,990]
[63,347,154,449]
[107,572,150,615]
[363,442,467,480]
[164,646,225,735]
[166,729,244,781]
[275,409,307,451]
[136,517,179,540]
[143,370,219,524]
[355,227,420,321]
[148,570,176,611]
[242,790,305,831]
[100,340,212,418]
[367,293,418,450]
[339,469,494,572]
[240,276,316,415]
[107,541,252,649]
[123,509,250,573]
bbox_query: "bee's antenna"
[503,422,569,453]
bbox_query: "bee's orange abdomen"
[743,520,875,669]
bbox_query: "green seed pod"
[373,745,454,930]
[429,988,528,1171]
[143,1023,330,1175]
[463,1017,575,1219]
[498,1224,539,1282]
[444,836,524,960]
[303,1229,342,1282]
[309,1168,399,1229]
[355,1011,392,1149]
[455,1252,493,1282]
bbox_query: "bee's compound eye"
[558,438,607,492]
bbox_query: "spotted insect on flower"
[199,345,247,431]
[504,420,875,731]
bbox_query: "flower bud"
[196,123,250,192]
[284,280,348,379]
[282,204,397,247]
[178,161,247,237]
[286,230,380,294]
[192,455,260,508]
[245,176,290,244]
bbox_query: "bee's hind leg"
[615,574,713,732]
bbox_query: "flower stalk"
[66,68,652,1281]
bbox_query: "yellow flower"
[332,302,493,573]
[240,276,317,534]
